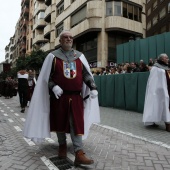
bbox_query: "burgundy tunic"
[165,70,170,110]
[50,58,84,135]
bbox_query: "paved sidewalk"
[0,96,170,170]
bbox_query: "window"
[128,4,133,20]
[38,12,45,19]
[56,23,63,37]
[114,2,121,16]
[147,8,151,16]
[152,15,158,26]
[134,6,138,21]
[160,25,166,33]
[106,2,113,16]
[147,21,151,30]
[123,2,128,18]
[57,1,64,16]
[27,40,29,50]
[34,2,38,9]
[159,7,166,19]
[153,1,157,10]
[71,6,86,28]
[31,38,32,48]
[122,2,141,22]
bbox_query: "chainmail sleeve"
[48,57,56,90]
[82,64,97,91]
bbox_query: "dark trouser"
[18,89,28,108]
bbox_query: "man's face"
[60,32,73,50]
[162,55,169,64]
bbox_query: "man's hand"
[52,85,63,99]
[90,90,98,99]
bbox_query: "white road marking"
[8,119,14,122]
[10,110,14,112]
[40,156,59,170]
[23,137,35,146]
[45,138,55,143]
[14,126,22,132]
[0,110,4,112]
[4,114,8,116]
[14,113,19,116]
[20,118,25,122]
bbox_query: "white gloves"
[52,85,63,99]
[90,90,98,99]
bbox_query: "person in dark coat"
[17,69,29,113]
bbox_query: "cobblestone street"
[0,96,170,170]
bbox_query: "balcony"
[40,42,54,52]
[45,0,51,6]
[20,44,26,51]
[105,16,143,35]
[33,34,49,45]
[44,5,51,22]
[44,24,51,37]
[34,4,46,16]
[20,19,29,28]
[21,31,26,39]
[33,19,46,30]
[55,18,101,47]
[21,0,29,6]
[21,6,29,17]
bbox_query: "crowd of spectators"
[91,58,155,76]
[0,77,18,98]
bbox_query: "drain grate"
[49,156,74,170]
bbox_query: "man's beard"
[63,43,72,50]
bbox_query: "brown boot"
[74,150,94,166]
[165,123,170,132]
[58,143,67,159]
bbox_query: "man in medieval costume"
[23,30,100,166]
[143,53,170,132]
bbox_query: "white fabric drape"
[143,66,170,125]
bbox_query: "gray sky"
[0,0,21,63]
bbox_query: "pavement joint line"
[14,126,22,132]
[95,123,170,149]
[40,156,59,170]
[8,119,14,122]
[23,137,36,146]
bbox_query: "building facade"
[146,0,170,37]
[43,0,146,67]
[6,0,146,68]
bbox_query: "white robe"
[143,66,170,125]
[23,53,100,142]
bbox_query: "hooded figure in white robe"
[143,53,170,131]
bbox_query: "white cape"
[23,53,100,142]
[143,66,170,125]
